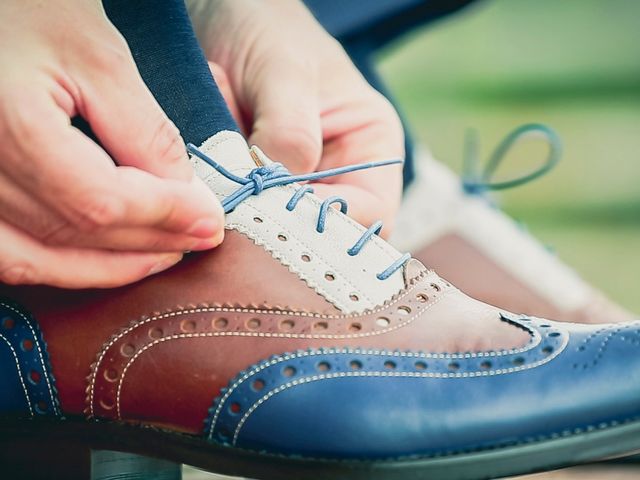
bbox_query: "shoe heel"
[91,450,182,480]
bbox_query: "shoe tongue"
[190,131,261,195]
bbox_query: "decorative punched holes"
[1,317,14,329]
[246,318,261,330]
[35,400,49,414]
[384,360,397,370]
[213,318,229,330]
[218,428,232,442]
[430,283,441,292]
[348,322,362,332]
[301,254,311,262]
[121,343,136,357]
[230,402,242,415]
[512,357,525,366]
[549,332,561,337]
[277,234,288,242]
[279,319,295,331]
[21,339,33,352]
[252,379,266,392]
[376,317,390,328]
[350,360,363,370]
[282,366,297,377]
[415,361,427,370]
[349,294,359,302]
[104,368,119,382]
[28,370,41,385]
[148,327,164,340]
[416,293,429,303]
[99,398,114,411]
[180,319,196,333]
[324,273,335,282]
[317,361,331,372]
[542,346,554,355]
[313,321,328,332]
[480,361,492,370]
[448,361,460,371]
[397,306,411,315]
[253,217,263,223]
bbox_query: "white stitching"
[0,303,57,415]
[87,278,442,417]
[0,334,34,416]
[231,331,568,445]
[207,317,540,437]
[110,293,445,418]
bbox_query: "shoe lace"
[462,123,562,195]
[187,144,411,280]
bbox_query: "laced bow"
[187,144,410,280]
[462,123,562,195]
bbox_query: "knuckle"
[0,262,37,286]
[93,38,134,73]
[149,118,186,165]
[69,192,124,231]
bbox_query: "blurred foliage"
[377,0,640,311]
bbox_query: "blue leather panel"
[206,315,640,459]
[0,299,60,418]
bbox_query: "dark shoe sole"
[1,417,640,480]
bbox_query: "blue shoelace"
[462,123,562,195]
[187,144,411,281]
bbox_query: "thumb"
[246,58,322,173]
[77,34,193,182]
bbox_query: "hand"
[190,0,404,234]
[0,0,224,288]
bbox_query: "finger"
[54,226,220,252]
[246,57,323,173]
[0,170,219,253]
[1,91,224,238]
[208,61,246,133]
[74,30,193,182]
[0,221,182,289]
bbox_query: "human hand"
[190,0,404,234]
[0,0,224,288]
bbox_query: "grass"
[377,0,640,311]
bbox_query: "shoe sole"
[1,417,639,480]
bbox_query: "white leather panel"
[192,131,406,313]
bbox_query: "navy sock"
[76,0,239,147]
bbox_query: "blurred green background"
[377,0,640,313]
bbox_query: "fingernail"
[148,254,182,276]
[190,238,219,251]
[187,218,218,238]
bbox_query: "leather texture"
[0,131,639,463]
[0,300,59,418]
[209,317,640,458]
[193,132,406,313]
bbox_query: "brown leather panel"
[86,270,529,433]
[0,231,530,434]
[0,231,338,415]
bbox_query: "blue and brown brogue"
[1,131,639,480]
